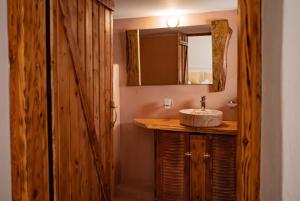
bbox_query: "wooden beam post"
[237,0,262,201]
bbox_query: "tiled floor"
[115,184,154,201]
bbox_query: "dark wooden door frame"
[9,0,261,201]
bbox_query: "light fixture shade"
[167,16,179,28]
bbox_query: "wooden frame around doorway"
[237,0,261,200]
[8,0,261,200]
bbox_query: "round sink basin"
[179,109,223,127]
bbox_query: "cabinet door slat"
[211,135,237,201]
[156,132,237,201]
[156,131,189,201]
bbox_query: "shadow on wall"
[119,123,155,189]
[261,0,283,200]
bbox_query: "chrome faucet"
[200,96,206,111]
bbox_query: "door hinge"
[180,40,188,46]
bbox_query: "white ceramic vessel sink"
[179,109,223,127]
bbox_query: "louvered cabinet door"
[156,131,190,201]
[190,135,209,201]
[210,135,237,201]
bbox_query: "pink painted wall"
[113,10,238,190]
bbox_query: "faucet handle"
[201,96,206,102]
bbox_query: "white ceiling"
[114,0,237,19]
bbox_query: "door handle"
[185,152,192,157]
[111,101,118,128]
[204,153,211,159]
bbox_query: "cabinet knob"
[204,153,211,159]
[185,152,192,157]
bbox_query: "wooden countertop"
[134,118,238,135]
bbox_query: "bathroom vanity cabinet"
[135,118,237,201]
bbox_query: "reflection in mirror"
[139,25,213,86]
[187,35,213,84]
[126,21,232,88]
[127,25,217,86]
[139,29,180,85]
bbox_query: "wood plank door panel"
[51,0,113,200]
[156,131,190,201]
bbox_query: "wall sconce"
[167,16,180,28]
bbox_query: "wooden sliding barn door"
[51,0,114,201]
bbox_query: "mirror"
[126,21,232,90]
[187,35,213,84]
[138,25,212,85]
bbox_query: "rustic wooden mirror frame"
[126,20,232,89]
[8,0,261,200]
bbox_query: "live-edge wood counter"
[134,118,237,135]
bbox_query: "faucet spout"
[200,96,206,111]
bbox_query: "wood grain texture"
[178,33,188,84]
[96,0,114,10]
[50,0,59,199]
[155,131,237,201]
[134,118,237,135]
[211,20,233,92]
[211,135,237,201]
[8,0,50,200]
[80,0,91,200]
[60,0,106,197]
[237,0,261,201]
[139,32,179,85]
[104,8,114,200]
[51,0,113,200]
[92,2,101,200]
[156,131,190,201]
[190,135,207,201]
[99,5,107,201]
[126,30,141,86]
